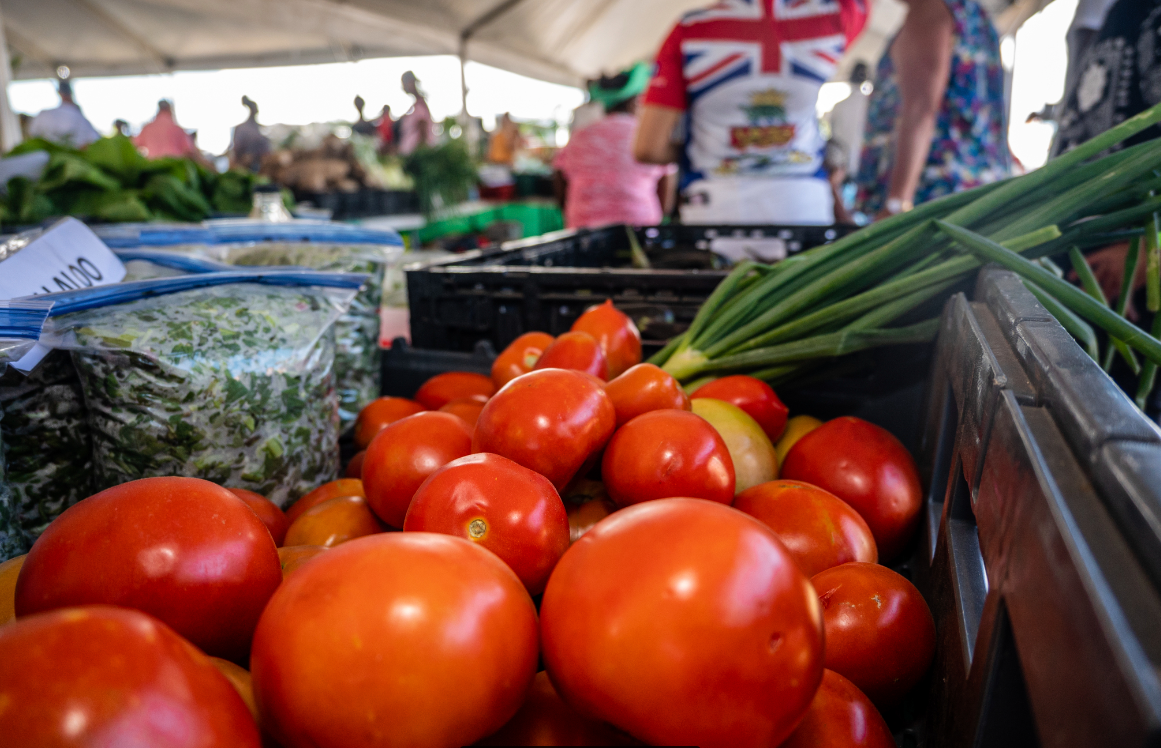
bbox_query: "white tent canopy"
[0,0,1053,148]
[0,0,991,85]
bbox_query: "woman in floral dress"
[855,0,1011,219]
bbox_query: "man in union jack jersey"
[634,0,867,225]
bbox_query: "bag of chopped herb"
[38,270,365,507]
[202,224,403,428]
[0,299,55,561]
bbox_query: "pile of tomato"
[0,299,936,748]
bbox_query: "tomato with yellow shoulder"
[776,415,824,464]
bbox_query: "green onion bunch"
[652,102,1161,408]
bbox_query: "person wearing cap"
[28,80,100,148]
[553,63,676,230]
[634,0,868,225]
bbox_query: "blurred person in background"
[487,113,523,166]
[398,71,434,155]
[28,79,99,147]
[229,96,270,172]
[569,81,605,135]
[854,0,1010,219]
[135,100,208,165]
[554,63,675,229]
[377,104,396,155]
[1055,0,1161,307]
[633,0,868,225]
[352,95,377,136]
[113,119,130,137]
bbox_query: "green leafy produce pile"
[404,137,478,218]
[656,101,1161,410]
[0,135,261,226]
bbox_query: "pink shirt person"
[135,102,198,159]
[553,113,672,229]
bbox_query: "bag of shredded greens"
[0,299,55,561]
[99,221,404,430]
[39,270,364,506]
[205,231,401,428]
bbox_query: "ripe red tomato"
[362,412,473,527]
[478,670,638,746]
[812,562,936,706]
[229,487,290,546]
[404,453,569,595]
[781,417,922,560]
[283,495,385,548]
[251,533,539,748]
[601,410,734,507]
[474,369,616,491]
[535,330,609,380]
[568,496,617,545]
[277,545,328,579]
[285,478,365,525]
[493,331,556,389]
[438,395,488,429]
[0,605,260,747]
[690,375,789,443]
[344,450,366,478]
[0,554,26,625]
[571,299,642,379]
[415,371,495,410]
[353,397,426,448]
[15,477,282,662]
[541,499,823,747]
[208,656,261,723]
[781,669,896,748]
[733,480,877,577]
[603,363,690,428]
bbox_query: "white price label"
[0,217,126,373]
[0,217,126,300]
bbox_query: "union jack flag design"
[644,0,866,191]
[678,0,856,100]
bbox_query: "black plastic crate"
[917,270,1161,748]
[405,223,851,354]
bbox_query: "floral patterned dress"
[855,0,1011,215]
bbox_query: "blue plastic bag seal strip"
[0,299,54,338]
[22,269,370,317]
[206,221,403,246]
[93,220,403,248]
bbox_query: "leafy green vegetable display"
[0,135,261,226]
[0,351,93,556]
[45,284,353,506]
[205,242,396,427]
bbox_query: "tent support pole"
[0,9,22,152]
[458,0,528,114]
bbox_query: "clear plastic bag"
[0,350,93,552]
[0,299,55,561]
[40,273,361,506]
[207,241,400,427]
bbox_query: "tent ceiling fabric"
[3,0,1027,87]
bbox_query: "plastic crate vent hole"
[947,465,989,671]
[974,602,1042,748]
